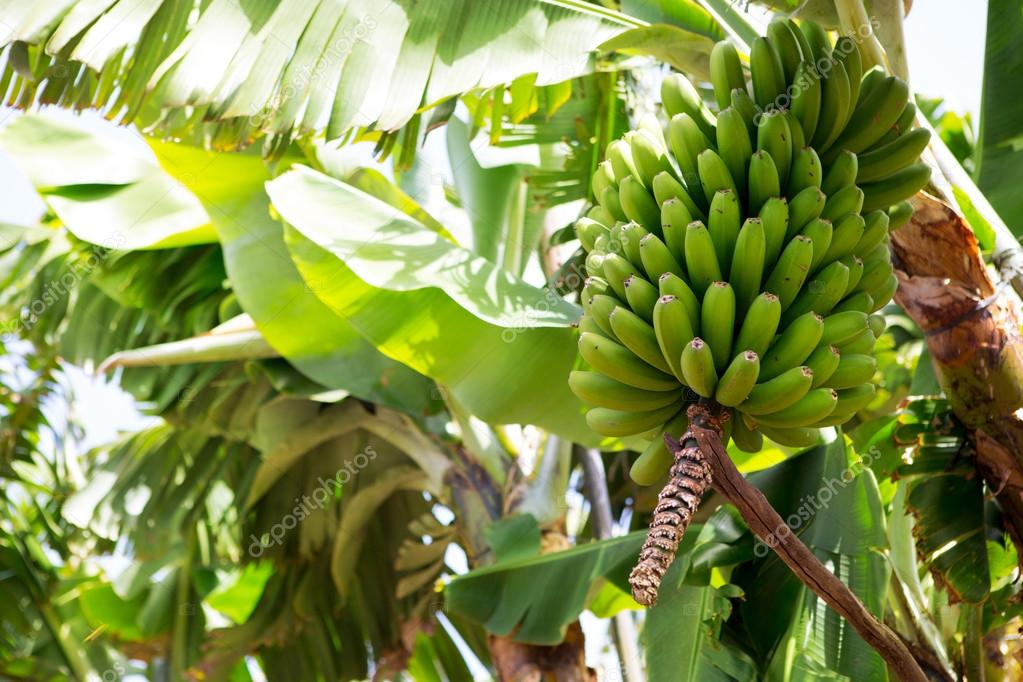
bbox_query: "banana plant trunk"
[891,193,1023,562]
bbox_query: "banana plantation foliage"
[0,0,1022,680]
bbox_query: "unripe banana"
[887,201,914,230]
[757,423,820,447]
[698,149,738,200]
[585,251,606,277]
[592,161,616,200]
[828,76,911,159]
[767,17,803,82]
[716,107,753,200]
[586,402,685,437]
[607,139,641,186]
[576,218,610,252]
[834,290,874,314]
[610,305,675,373]
[822,185,864,222]
[783,259,849,323]
[833,36,863,122]
[578,332,678,391]
[684,220,722,296]
[654,171,705,222]
[734,292,781,356]
[653,294,696,381]
[799,20,832,62]
[752,388,837,428]
[838,327,877,354]
[587,294,619,336]
[579,315,612,339]
[739,365,814,415]
[840,255,865,295]
[805,344,841,388]
[825,354,877,389]
[857,258,894,299]
[582,276,610,301]
[668,113,711,208]
[716,350,761,406]
[763,234,814,310]
[856,128,931,184]
[602,253,640,299]
[751,36,786,110]
[658,273,701,333]
[587,205,615,228]
[731,411,764,453]
[792,61,822,142]
[708,189,741,274]
[630,412,690,485]
[619,221,649,267]
[661,198,692,263]
[662,73,717,139]
[748,149,781,216]
[759,197,790,265]
[730,218,767,315]
[787,186,826,238]
[639,233,684,281]
[821,150,858,196]
[710,41,747,109]
[868,273,898,311]
[821,310,869,345]
[800,217,833,272]
[681,337,719,398]
[811,60,851,151]
[624,273,660,321]
[619,175,661,231]
[731,87,759,139]
[787,146,823,196]
[599,185,626,222]
[830,383,877,418]
[860,163,931,212]
[854,210,891,257]
[757,110,793,187]
[857,66,888,104]
[629,131,671,188]
[638,113,668,152]
[782,109,806,151]
[701,281,736,371]
[569,371,681,411]
[868,314,886,339]
[760,311,824,380]
[822,213,865,265]
[872,101,918,149]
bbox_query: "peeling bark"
[891,193,1023,561]
[489,621,595,682]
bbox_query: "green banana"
[833,36,863,124]
[587,294,619,336]
[868,314,887,338]
[822,184,864,222]
[858,66,887,104]
[661,198,692,263]
[630,412,689,485]
[828,76,910,158]
[757,423,819,447]
[760,311,824,380]
[787,146,823,196]
[582,276,610,301]
[822,213,865,264]
[592,161,616,200]
[834,290,873,314]
[748,149,781,216]
[739,365,814,415]
[821,150,858,196]
[787,186,826,238]
[752,388,837,428]
[856,128,931,183]
[701,281,736,371]
[639,233,684,281]
[821,311,869,345]
[860,163,931,212]
[576,218,610,251]
[668,113,711,208]
[654,171,705,222]
[599,185,626,222]
[872,101,918,149]
[629,130,673,188]
[624,273,660,321]
[578,315,612,340]
[587,205,615,229]
[825,354,877,389]
[619,221,649,267]
[619,175,661,231]
[716,107,753,200]
[868,273,898,311]
[730,218,767,315]
[708,189,741,274]
[716,350,761,406]
[734,292,781,356]
[586,402,684,437]
[782,109,806,150]
[857,258,894,298]
[783,259,849,323]
[585,251,606,278]
[730,412,764,453]
[800,217,833,272]
[757,110,793,187]
[751,36,786,110]
[658,273,701,333]
[610,306,674,373]
[840,254,865,294]
[731,87,759,139]
[710,41,747,109]
[887,201,914,230]
[799,20,832,62]
[759,197,790,265]
[805,344,841,388]
[578,332,678,391]
[653,294,696,381]
[767,18,803,82]
[662,73,717,139]
[684,220,723,296]
[607,139,638,183]
[854,210,891,257]
[828,384,877,419]
[792,61,822,143]
[681,337,719,397]
[811,60,851,151]
[601,253,640,299]
[698,148,738,201]
[838,327,877,354]
[569,371,681,411]
[764,234,814,310]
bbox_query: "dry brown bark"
[890,193,1023,561]
[489,622,595,682]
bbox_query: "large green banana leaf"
[0,0,647,147]
[266,165,602,443]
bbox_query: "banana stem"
[833,0,888,71]
[691,418,929,682]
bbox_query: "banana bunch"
[572,18,931,485]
